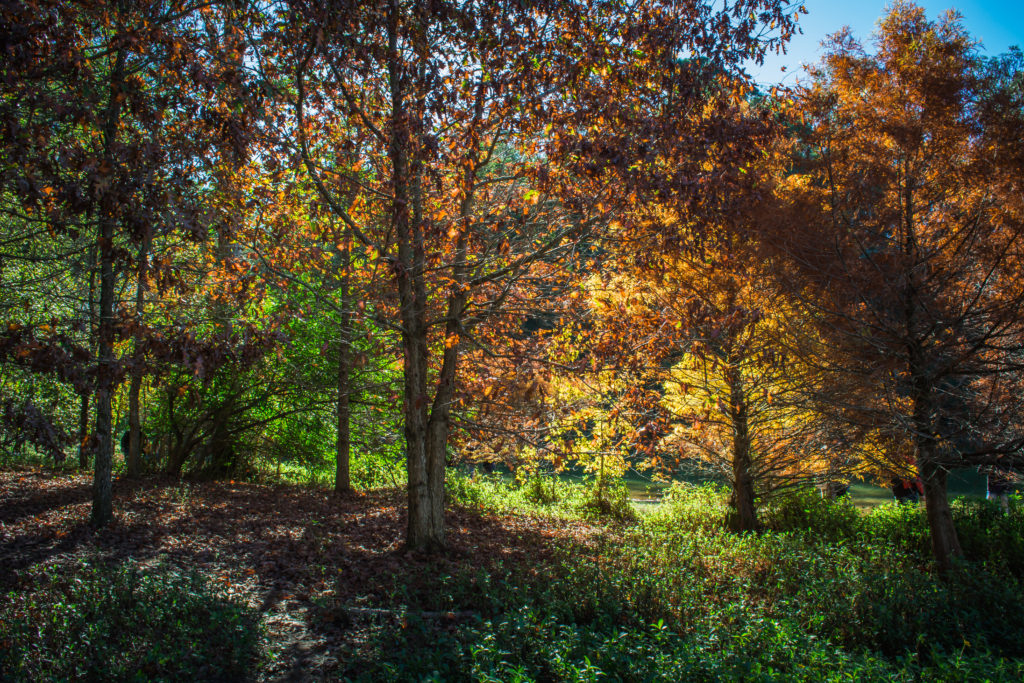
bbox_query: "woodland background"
[2,0,1024,679]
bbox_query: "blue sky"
[750,0,1024,84]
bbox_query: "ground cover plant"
[3,468,1024,681]
[1,559,262,681]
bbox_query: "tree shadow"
[0,470,598,679]
[0,472,166,586]
[0,474,92,523]
[1,553,264,681]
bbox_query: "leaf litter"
[0,468,605,680]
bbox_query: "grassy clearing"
[2,469,1023,681]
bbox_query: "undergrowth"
[445,471,637,523]
[353,476,1024,681]
[0,559,263,682]
[4,471,1023,681]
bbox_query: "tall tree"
[653,238,830,531]
[281,0,802,551]
[778,2,1024,571]
[0,0,256,524]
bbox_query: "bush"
[645,482,731,534]
[860,500,932,558]
[0,559,263,682]
[351,449,406,489]
[381,476,1024,680]
[949,496,1024,576]
[346,541,1024,682]
[521,474,562,505]
[575,479,637,523]
[761,486,863,542]
[445,470,512,510]
[446,471,638,522]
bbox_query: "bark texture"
[727,368,758,532]
[388,11,444,552]
[920,458,963,573]
[91,44,126,528]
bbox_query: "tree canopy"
[2,0,1023,575]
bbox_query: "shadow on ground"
[0,469,598,680]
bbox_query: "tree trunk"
[164,386,182,476]
[387,10,443,553]
[77,394,90,469]
[909,349,963,571]
[919,458,963,573]
[126,229,150,478]
[166,448,188,478]
[78,241,97,471]
[403,344,437,551]
[425,296,464,539]
[335,243,352,496]
[423,204,472,538]
[417,76,481,547]
[91,44,127,528]
[728,367,758,532]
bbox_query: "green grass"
[850,469,988,510]
[446,471,639,522]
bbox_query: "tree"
[654,241,831,530]
[234,161,402,494]
[560,200,838,531]
[0,0,257,524]
[280,0,802,551]
[778,2,1024,571]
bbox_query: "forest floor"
[7,467,1024,681]
[0,467,607,681]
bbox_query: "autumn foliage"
[2,0,1024,580]
[768,3,1024,569]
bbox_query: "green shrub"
[348,563,1024,682]
[861,501,932,559]
[0,559,263,682]
[761,486,863,542]
[351,449,406,489]
[575,479,637,523]
[771,550,1024,660]
[645,482,731,534]
[522,474,562,505]
[354,476,1024,680]
[445,471,516,511]
[949,496,1024,576]
[446,471,638,522]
